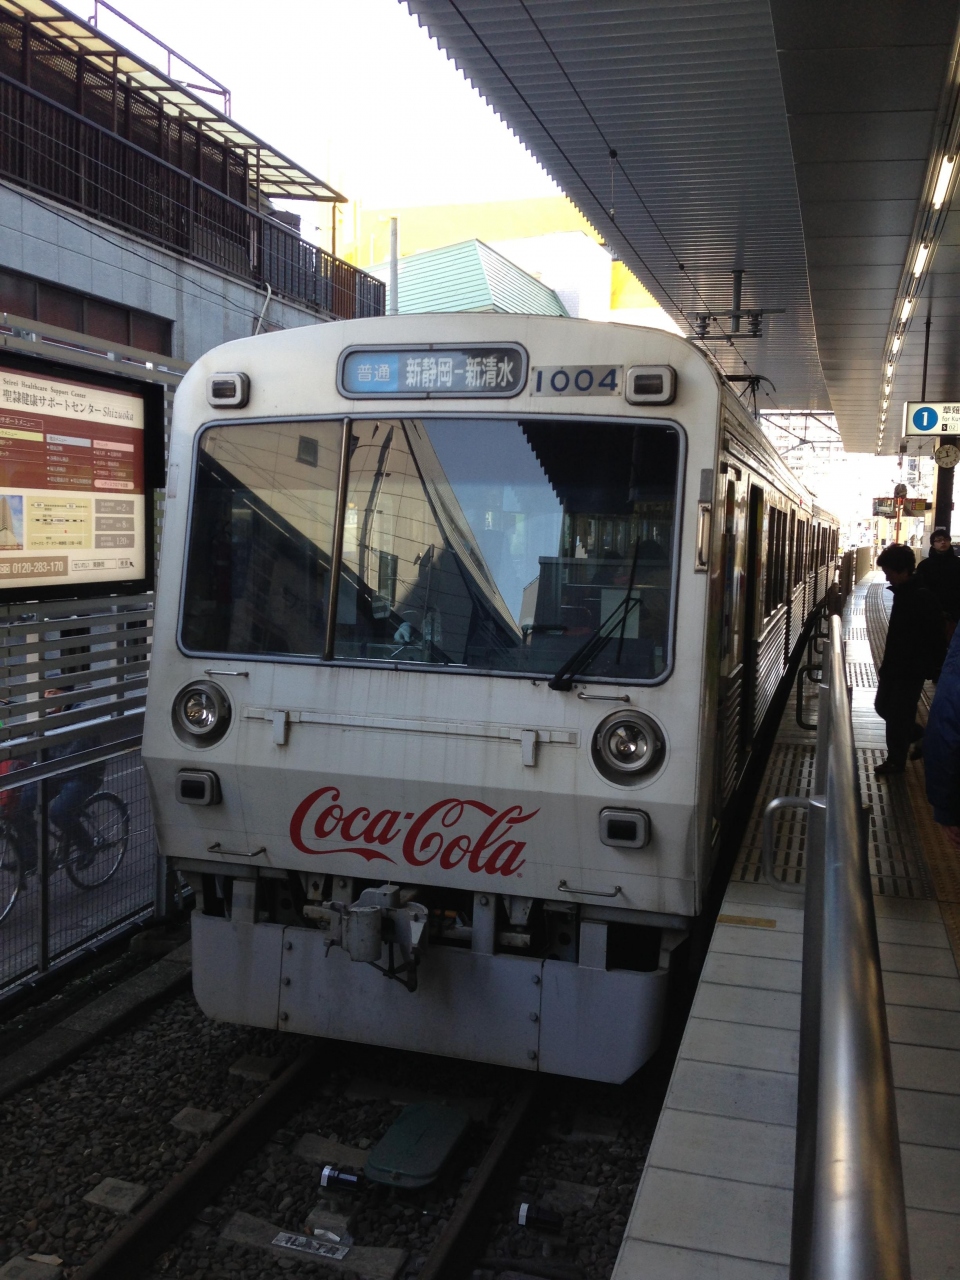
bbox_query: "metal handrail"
[781,614,910,1278]
[0,74,385,320]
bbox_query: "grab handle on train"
[207,841,266,858]
[761,796,816,893]
[695,501,711,572]
[557,879,622,898]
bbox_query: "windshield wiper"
[547,593,643,691]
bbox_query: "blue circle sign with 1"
[913,406,940,431]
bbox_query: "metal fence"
[0,73,385,321]
[0,590,160,996]
[763,614,910,1279]
[0,748,158,992]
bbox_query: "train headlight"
[172,682,231,745]
[593,710,663,783]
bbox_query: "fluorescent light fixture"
[893,335,902,352]
[883,399,889,408]
[901,298,913,322]
[886,363,894,376]
[933,154,955,209]
[914,243,931,276]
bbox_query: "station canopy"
[0,0,345,201]
[405,0,960,455]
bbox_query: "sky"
[87,0,560,215]
[75,1,930,525]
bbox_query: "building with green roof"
[374,239,569,316]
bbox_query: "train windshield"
[181,417,681,682]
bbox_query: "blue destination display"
[339,345,527,398]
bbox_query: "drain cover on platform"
[364,1102,471,1188]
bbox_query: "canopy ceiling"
[404,0,960,453]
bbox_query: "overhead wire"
[437,0,771,401]
[509,0,762,378]
[439,1,685,315]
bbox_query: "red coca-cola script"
[289,787,537,877]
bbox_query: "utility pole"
[388,217,399,317]
[925,312,957,534]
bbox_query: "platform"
[613,576,960,1279]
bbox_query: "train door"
[740,484,764,751]
[785,509,796,660]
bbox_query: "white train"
[142,316,837,1082]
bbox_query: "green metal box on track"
[364,1102,471,1188]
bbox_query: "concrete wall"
[0,181,325,363]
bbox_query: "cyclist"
[2,687,104,874]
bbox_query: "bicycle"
[0,791,130,924]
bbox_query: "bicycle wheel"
[65,792,130,889]
[0,823,23,923]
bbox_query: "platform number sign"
[913,406,939,431]
[532,365,621,396]
[905,401,960,434]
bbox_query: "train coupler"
[303,884,427,992]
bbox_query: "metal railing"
[0,593,168,994]
[0,748,160,994]
[0,74,385,321]
[762,614,911,1280]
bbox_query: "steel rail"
[789,614,910,1279]
[68,1039,536,1280]
[417,1080,540,1280]
[71,1049,322,1280]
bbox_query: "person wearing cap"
[874,543,945,776]
[916,527,960,645]
[925,622,960,850]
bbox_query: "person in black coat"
[874,544,945,776]
[925,622,960,850]
[916,527,960,645]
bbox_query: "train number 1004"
[532,365,622,396]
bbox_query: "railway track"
[0,948,671,1280]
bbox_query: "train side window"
[180,421,342,657]
[764,506,788,616]
[794,519,807,587]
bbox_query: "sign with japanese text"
[904,402,960,435]
[338,344,527,398]
[871,496,927,517]
[0,367,146,594]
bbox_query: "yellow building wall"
[340,196,657,311]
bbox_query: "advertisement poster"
[0,367,146,594]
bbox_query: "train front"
[142,315,721,1083]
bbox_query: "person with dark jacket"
[916,527,960,644]
[874,543,946,776]
[925,622,960,849]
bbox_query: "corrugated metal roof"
[403,0,826,416]
[770,0,960,454]
[403,0,960,453]
[389,239,568,314]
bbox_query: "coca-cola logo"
[289,786,536,877]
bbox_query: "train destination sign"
[338,344,527,398]
[904,402,960,434]
[0,366,146,594]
